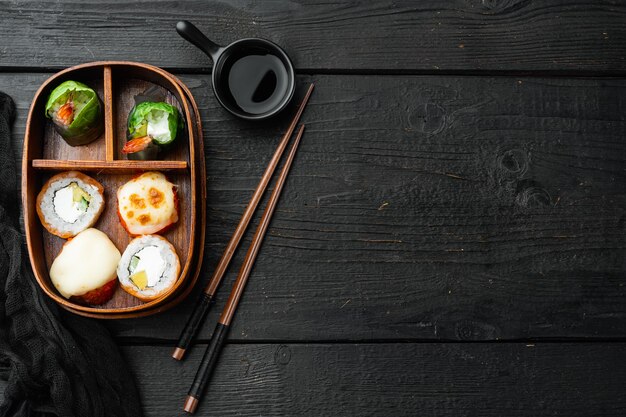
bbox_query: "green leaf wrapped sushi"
[122,101,183,160]
[45,80,104,146]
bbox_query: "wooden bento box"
[22,62,206,319]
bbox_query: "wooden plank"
[1,1,626,72]
[2,73,624,341]
[112,74,626,341]
[124,342,626,416]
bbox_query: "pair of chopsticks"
[175,84,314,414]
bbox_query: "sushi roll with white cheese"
[117,234,180,301]
[36,171,105,238]
[50,228,121,305]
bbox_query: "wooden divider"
[103,65,115,161]
[31,159,188,172]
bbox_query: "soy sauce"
[220,51,290,115]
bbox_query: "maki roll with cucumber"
[36,171,105,238]
[122,101,183,160]
[45,80,104,146]
[117,235,180,301]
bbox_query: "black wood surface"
[1,1,626,73]
[125,343,626,416]
[2,0,625,415]
[1,73,624,342]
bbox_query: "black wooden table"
[2,1,626,415]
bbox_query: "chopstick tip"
[172,347,186,361]
[183,396,199,414]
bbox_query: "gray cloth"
[0,92,142,417]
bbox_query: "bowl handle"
[176,20,222,61]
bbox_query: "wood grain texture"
[124,342,626,416]
[1,1,626,73]
[2,4,624,415]
[2,72,624,338]
[111,73,625,341]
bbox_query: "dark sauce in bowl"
[217,47,291,116]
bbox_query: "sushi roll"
[122,101,183,160]
[36,171,105,238]
[117,172,178,235]
[50,228,121,305]
[45,80,104,146]
[117,235,180,301]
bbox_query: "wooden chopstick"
[183,124,306,414]
[172,84,314,361]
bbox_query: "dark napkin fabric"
[0,92,143,417]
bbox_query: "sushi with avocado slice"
[36,171,105,238]
[117,234,180,301]
[122,101,183,160]
[45,80,104,146]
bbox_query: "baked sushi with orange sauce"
[117,172,179,236]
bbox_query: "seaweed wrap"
[122,101,183,160]
[45,80,104,146]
